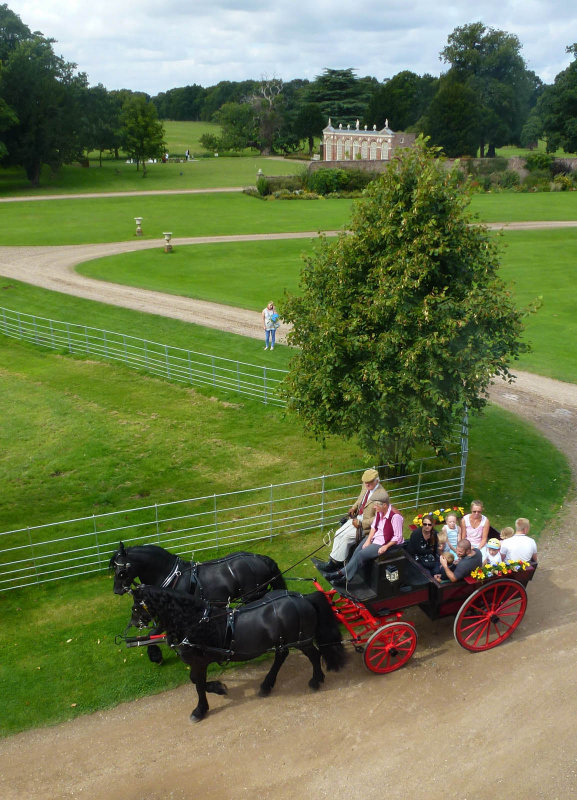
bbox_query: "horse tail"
[262,555,287,591]
[305,591,347,672]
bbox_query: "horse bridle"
[113,557,135,593]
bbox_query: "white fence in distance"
[0,449,468,592]
[0,306,286,406]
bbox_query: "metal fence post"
[49,318,55,348]
[17,311,22,339]
[213,494,219,549]
[211,355,216,386]
[263,366,268,404]
[33,315,39,345]
[103,330,108,359]
[123,334,128,364]
[415,460,423,509]
[155,503,160,543]
[269,484,274,541]
[320,475,326,531]
[66,322,72,353]
[85,326,90,354]
[93,514,101,568]
[165,344,170,379]
[188,350,192,384]
[459,410,469,498]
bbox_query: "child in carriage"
[483,538,502,566]
[441,512,460,562]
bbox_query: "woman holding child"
[407,514,439,573]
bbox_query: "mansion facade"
[322,118,415,162]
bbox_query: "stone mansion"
[322,118,415,162]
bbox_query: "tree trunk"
[486,143,496,158]
[308,135,314,157]
[25,160,41,187]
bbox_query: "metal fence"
[0,306,286,406]
[0,440,468,592]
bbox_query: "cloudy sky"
[7,0,577,95]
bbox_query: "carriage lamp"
[134,217,143,237]
[163,232,173,253]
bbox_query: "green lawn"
[0,192,351,245]
[0,155,303,196]
[469,191,577,222]
[0,277,293,368]
[77,228,577,383]
[0,340,569,736]
[161,120,221,155]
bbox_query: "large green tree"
[524,44,577,153]
[366,70,438,131]
[0,34,87,185]
[440,22,535,156]
[423,78,482,157]
[120,95,165,173]
[304,68,375,126]
[281,138,528,467]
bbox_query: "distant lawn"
[0,191,351,245]
[0,155,302,196]
[78,237,321,311]
[161,120,221,155]
[469,191,577,222]
[500,229,577,382]
[78,228,577,384]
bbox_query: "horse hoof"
[147,645,163,664]
[190,710,207,723]
[308,679,321,691]
[208,681,227,696]
[258,685,272,697]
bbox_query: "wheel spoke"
[454,580,527,652]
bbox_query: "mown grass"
[0,192,351,245]
[0,155,302,197]
[161,120,221,155]
[77,228,577,384]
[0,382,568,736]
[469,191,577,222]
[0,277,292,368]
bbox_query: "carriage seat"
[363,546,431,598]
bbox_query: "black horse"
[110,542,286,663]
[132,584,346,721]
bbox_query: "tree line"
[1,2,576,186]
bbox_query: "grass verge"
[0,397,569,736]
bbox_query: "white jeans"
[330,518,360,561]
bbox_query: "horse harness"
[176,591,314,663]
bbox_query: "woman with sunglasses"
[406,514,440,573]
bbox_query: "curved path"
[0,219,575,344]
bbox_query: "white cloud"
[6,0,576,93]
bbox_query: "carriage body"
[312,547,535,673]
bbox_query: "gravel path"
[1,220,576,799]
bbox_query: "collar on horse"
[160,557,188,590]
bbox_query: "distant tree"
[120,96,165,173]
[304,68,374,126]
[366,71,438,130]
[292,102,325,156]
[526,45,577,153]
[247,78,286,155]
[200,80,257,121]
[0,2,32,61]
[281,138,528,468]
[214,101,257,151]
[152,84,207,120]
[423,78,482,157]
[440,22,534,156]
[80,84,122,165]
[0,97,17,158]
[0,34,87,185]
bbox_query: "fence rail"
[0,444,468,592]
[0,306,286,405]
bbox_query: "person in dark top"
[406,515,439,573]
[435,538,482,582]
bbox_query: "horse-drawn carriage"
[311,546,535,673]
[113,539,535,720]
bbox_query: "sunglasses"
[422,523,433,527]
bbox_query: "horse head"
[109,541,136,595]
[132,585,208,640]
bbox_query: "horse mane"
[108,543,192,570]
[134,585,206,638]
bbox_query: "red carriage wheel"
[454,579,527,652]
[363,622,418,674]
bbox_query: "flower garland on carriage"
[411,506,464,528]
[470,560,531,581]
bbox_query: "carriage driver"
[317,469,389,573]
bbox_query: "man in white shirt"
[500,518,538,565]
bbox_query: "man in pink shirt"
[325,494,404,584]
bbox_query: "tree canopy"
[120,96,165,173]
[439,22,535,157]
[281,139,529,467]
[524,44,577,153]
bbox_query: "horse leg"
[300,643,325,690]
[188,659,210,722]
[147,644,163,664]
[206,680,228,696]
[259,648,289,697]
